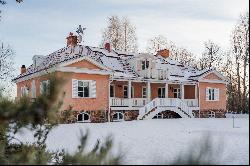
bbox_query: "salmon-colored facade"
[14,35,228,122]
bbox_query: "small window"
[113,112,124,122]
[208,111,215,118]
[173,88,181,99]
[153,113,163,119]
[123,85,134,98]
[142,87,147,98]
[78,81,90,98]
[40,80,50,95]
[77,112,90,122]
[21,86,29,97]
[141,60,150,70]
[110,85,115,97]
[206,88,219,101]
[158,87,165,98]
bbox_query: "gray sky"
[0,0,249,75]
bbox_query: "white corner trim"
[59,56,111,71]
[56,67,112,75]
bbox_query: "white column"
[128,80,132,108]
[147,81,151,102]
[165,83,168,98]
[128,80,132,99]
[181,84,184,100]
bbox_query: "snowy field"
[16,118,249,165]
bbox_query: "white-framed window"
[206,88,219,101]
[72,79,96,98]
[158,87,165,98]
[142,86,147,98]
[141,60,150,70]
[113,112,124,122]
[40,80,50,95]
[173,88,181,99]
[208,111,216,118]
[77,112,91,122]
[123,85,134,98]
[110,85,115,97]
[153,112,163,119]
[21,86,29,97]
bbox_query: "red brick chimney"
[157,49,170,58]
[21,65,26,74]
[66,32,78,47]
[104,43,111,52]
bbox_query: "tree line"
[101,14,249,113]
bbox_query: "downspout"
[108,72,114,122]
[198,82,201,118]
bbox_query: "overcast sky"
[0,0,249,74]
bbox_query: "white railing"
[138,98,194,120]
[110,98,147,107]
[138,69,169,80]
[184,99,198,107]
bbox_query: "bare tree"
[146,35,168,54]
[0,43,15,96]
[101,15,138,52]
[198,40,222,70]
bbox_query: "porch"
[109,80,199,111]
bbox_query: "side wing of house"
[198,71,228,117]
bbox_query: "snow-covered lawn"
[17,118,249,165]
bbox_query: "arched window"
[113,112,124,122]
[208,111,216,118]
[77,112,90,122]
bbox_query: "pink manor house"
[13,33,228,123]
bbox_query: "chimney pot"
[21,65,26,74]
[66,32,78,47]
[157,49,170,58]
[104,43,111,52]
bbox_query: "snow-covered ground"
[16,118,249,165]
[226,113,249,118]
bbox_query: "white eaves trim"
[198,70,228,84]
[56,67,113,75]
[13,68,56,83]
[59,56,111,71]
[199,79,228,84]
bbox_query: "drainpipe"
[108,72,114,122]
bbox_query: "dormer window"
[142,60,149,70]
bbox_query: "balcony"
[138,69,169,80]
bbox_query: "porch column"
[147,81,151,102]
[195,84,198,99]
[128,80,132,108]
[128,80,132,99]
[165,83,168,98]
[181,84,184,100]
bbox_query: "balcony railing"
[184,99,199,107]
[110,98,148,107]
[138,69,169,80]
[110,98,199,108]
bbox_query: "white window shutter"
[40,82,44,95]
[137,60,142,71]
[72,79,78,98]
[90,80,96,98]
[215,88,220,101]
[32,80,36,98]
[206,88,209,101]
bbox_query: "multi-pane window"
[110,85,115,97]
[206,88,219,101]
[40,80,50,95]
[123,85,134,98]
[141,60,150,70]
[78,81,90,98]
[173,88,181,98]
[142,87,147,98]
[21,86,29,97]
[158,87,165,98]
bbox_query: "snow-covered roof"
[13,45,225,83]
